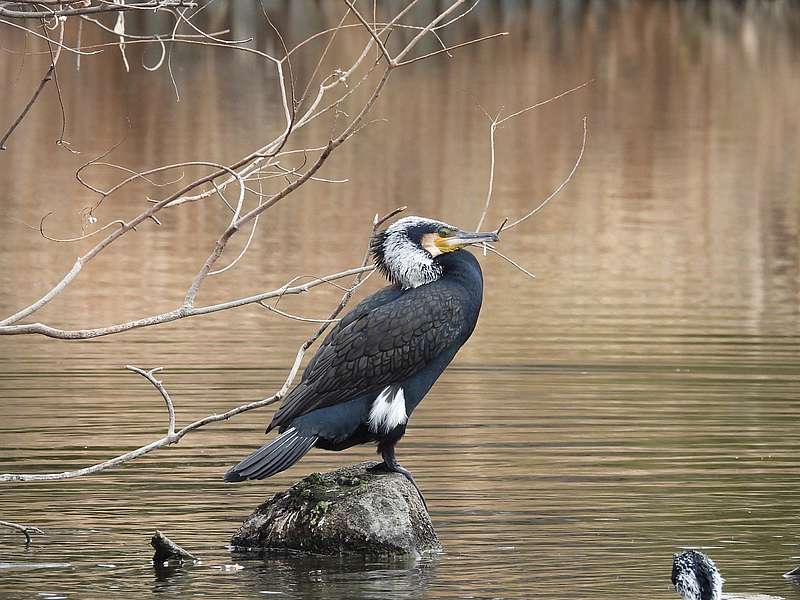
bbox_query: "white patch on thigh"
[368,385,407,433]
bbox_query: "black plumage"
[269,286,465,429]
[224,216,498,506]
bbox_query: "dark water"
[1,3,799,599]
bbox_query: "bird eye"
[438,227,455,237]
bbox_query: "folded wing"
[268,282,466,432]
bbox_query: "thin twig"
[0,1,195,19]
[345,0,393,66]
[484,244,535,278]
[474,109,500,231]
[40,19,72,151]
[126,366,175,438]
[496,79,593,126]
[505,116,588,230]
[0,64,54,151]
[475,81,593,230]
[298,5,349,107]
[0,17,101,55]
[0,265,375,339]
[209,198,261,276]
[0,519,44,545]
[39,213,126,243]
[394,0,465,63]
[259,303,342,324]
[396,31,508,67]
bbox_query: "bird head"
[671,550,724,600]
[371,216,499,289]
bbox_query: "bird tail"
[224,427,318,482]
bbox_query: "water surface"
[1,3,799,599]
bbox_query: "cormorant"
[224,216,499,507]
[672,549,786,600]
[672,550,724,600]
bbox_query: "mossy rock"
[229,461,440,557]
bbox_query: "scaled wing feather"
[269,283,465,431]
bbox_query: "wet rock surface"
[230,461,440,557]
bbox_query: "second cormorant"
[672,550,725,600]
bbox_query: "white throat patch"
[381,217,445,289]
[368,385,408,433]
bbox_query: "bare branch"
[259,303,343,324]
[474,109,501,231]
[395,31,509,67]
[0,1,196,19]
[374,205,407,227]
[475,81,593,230]
[345,0,394,66]
[0,210,400,482]
[394,0,466,63]
[0,519,44,545]
[126,366,175,438]
[484,244,536,279]
[0,0,582,492]
[0,259,83,327]
[41,18,72,150]
[505,116,588,230]
[0,265,375,339]
[182,63,393,309]
[40,213,125,243]
[0,64,53,151]
[497,80,593,127]
[0,18,101,55]
[2,2,510,336]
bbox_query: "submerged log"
[230,461,440,557]
[151,530,197,564]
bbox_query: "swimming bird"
[224,216,499,507]
[672,550,785,600]
[672,550,725,600]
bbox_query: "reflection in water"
[1,2,799,600]
[149,554,437,599]
[237,553,438,600]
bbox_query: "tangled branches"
[0,2,196,20]
[0,1,590,484]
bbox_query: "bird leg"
[369,446,429,512]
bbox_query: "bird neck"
[436,250,484,294]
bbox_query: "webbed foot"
[379,451,428,512]
[366,461,389,473]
